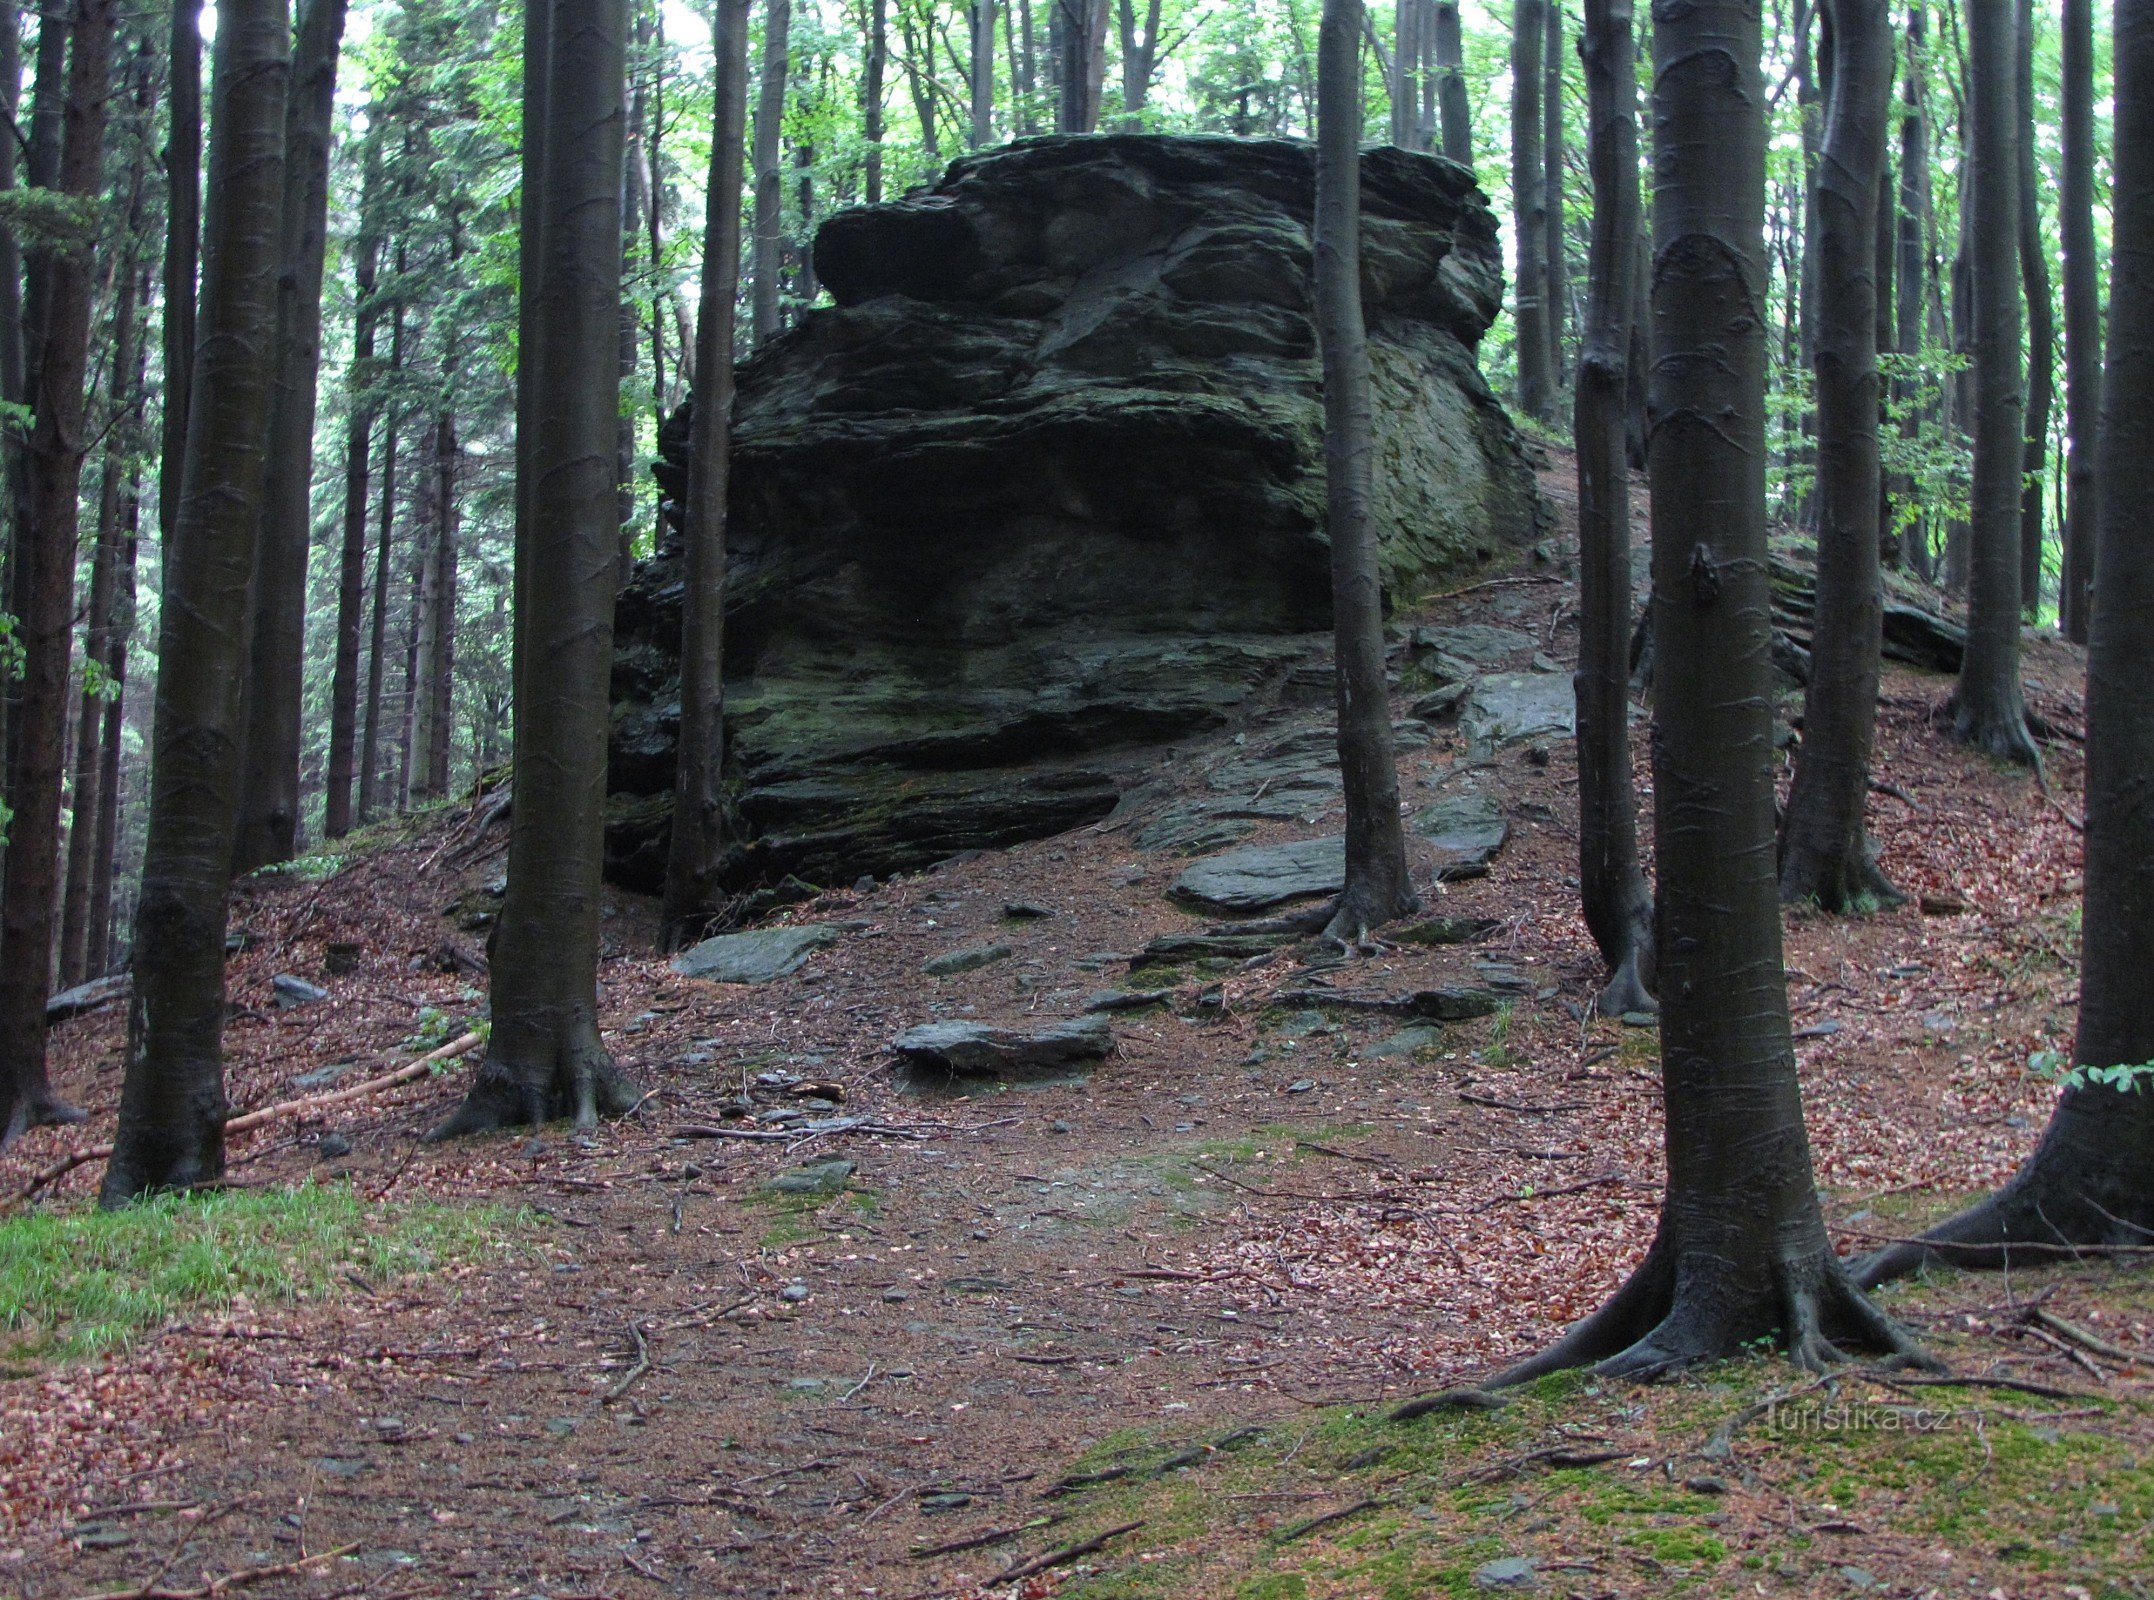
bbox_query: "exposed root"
[1,1092,87,1152]
[426,1024,640,1142]
[1319,881,1420,946]
[1951,699,2044,770]
[1592,950,1656,1019]
[1853,1179,2154,1288]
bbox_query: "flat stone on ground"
[672,923,839,984]
[1414,791,1511,880]
[891,1015,1115,1079]
[922,942,1014,977]
[1459,672,1575,754]
[1412,623,1534,663]
[1170,836,1345,912]
[765,1158,856,1197]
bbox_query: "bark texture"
[102,0,291,1201]
[1780,0,1903,912]
[750,0,790,343]
[324,140,384,840]
[2015,0,2054,618]
[1433,0,1470,166]
[1499,0,1920,1379]
[1511,0,1557,422]
[1315,0,1417,944]
[2059,0,2101,643]
[1859,0,2154,1284]
[0,0,113,1143]
[1572,0,1653,1016]
[431,0,639,1138]
[661,0,750,943]
[1953,0,2038,762]
[233,0,349,872]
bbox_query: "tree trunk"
[101,0,290,1201]
[1543,0,1566,377]
[1512,0,1556,423]
[662,0,751,945]
[1434,0,1470,165]
[86,443,140,980]
[1316,0,1418,944]
[420,407,459,799]
[1573,0,1653,1017]
[1497,0,1921,1380]
[1780,0,1902,912]
[1119,0,1159,122]
[2015,0,2053,618]
[431,0,639,1139]
[750,0,790,344]
[357,296,403,825]
[1894,2,1933,572]
[0,4,27,795]
[1391,0,1422,148]
[1052,0,1107,132]
[61,220,147,989]
[970,0,995,145]
[864,0,886,201]
[2058,0,2100,643]
[160,0,202,561]
[231,0,348,874]
[324,140,383,840]
[1954,0,2037,762]
[0,0,116,1144]
[1860,0,2154,1281]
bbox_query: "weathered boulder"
[609,134,1541,893]
[892,1015,1115,1079]
[1170,836,1346,913]
[672,923,839,983]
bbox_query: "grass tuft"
[0,1180,517,1365]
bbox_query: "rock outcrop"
[609,134,1542,894]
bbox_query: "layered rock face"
[608,134,1541,893]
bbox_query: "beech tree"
[1496,0,1923,1377]
[1571,0,1652,1016]
[2015,0,2053,618]
[1779,0,1901,911]
[0,0,114,1143]
[2059,0,2101,643]
[1954,0,2039,763]
[102,0,292,1201]
[662,0,752,943]
[1859,0,2154,1280]
[1510,0,1557,423]
[750,0,790,343]
[1315,0,1416,944]
[430,0,640,1137]
[234,0,350,872]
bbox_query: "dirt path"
[5,462,2126,1599]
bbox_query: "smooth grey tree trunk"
[2059,0,2101,642]
[1780,0,1902,912]
[324,138,384,840]
[750,0,790,344]
[1954,0,2038,762]
[102,0,291,1200]
[1861,0,2154,1281]
[1490,0,1922,1380]
[1572,0,1653,1016]
[431,0,639,1138]
[662,0,750,943]
[1512,0,1557,422]
[1434,0,1471,166]
[2016,0,2054,618]
[1316,0,1417,943]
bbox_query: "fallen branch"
[10,1033,484,1207]
[603,1320,652,1404]
[64,1542,359,1599]
[1416,572,1564,604]
[1390,1386,1510,1422]
[1475,1172,1636,1211]
[2029,1307,2150,1367]
[1274,1499,1381,1544]
[1873,1371,2090,1402]
[1833,1226,2154,1258]
[993,1520,1144,1583]
[908,1514,1064,1560]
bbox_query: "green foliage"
[1880,351,1974,542]
[0,1183,518,1364]
[2028,1050,2154,1094]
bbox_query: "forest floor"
[4,455,2148,1600]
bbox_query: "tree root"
[1,1092,87,1151]
[1950,698,2043,769]
[1592,950,1656,1019]
[1320,881,1421,946]
[1852,1178,2154,1288]
[1397,1232,1939,1403]
[426,1023,639,1142]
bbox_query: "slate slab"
[922,942,1013,976]
[1170,836,1345,912]
[1459,672,1575,754]
[45,972,129,1024]
[1415,791,1511,880]
[766,1158,856,1197]
[1412,622,1534,662]
[672,923,839,983]
[891,1015,1114,1078]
